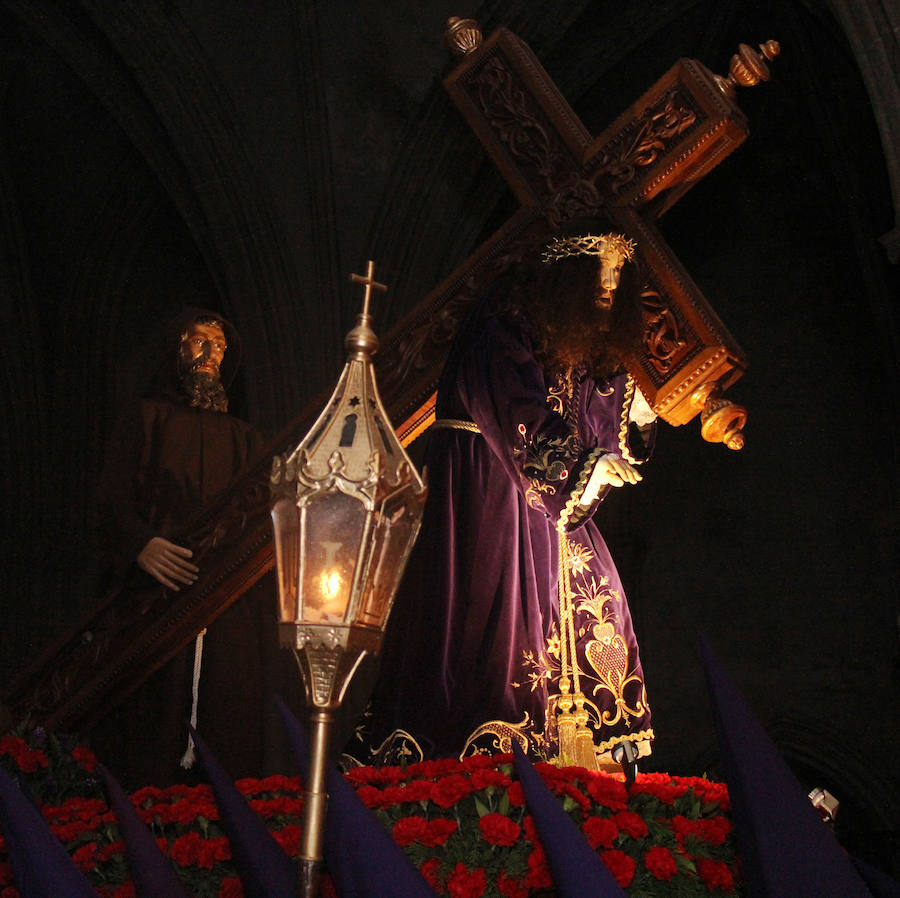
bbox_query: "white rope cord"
[179,629,207,769]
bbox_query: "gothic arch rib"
[1,0,304,424]
[827,0,900,261]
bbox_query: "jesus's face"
[594,243,630,310]
[179,322,227,379]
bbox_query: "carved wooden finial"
[446,17,483,56]
[691,382,747,450]
[715,40,781,98]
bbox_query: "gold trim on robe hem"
[354,721,654,767]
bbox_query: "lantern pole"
[296,708,333,897]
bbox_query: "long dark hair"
[501,218,644,381]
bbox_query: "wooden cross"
[378,18,779,451]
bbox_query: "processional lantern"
[269,261,427,896]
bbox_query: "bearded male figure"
[92,309,297,788]
[359,219,656,775]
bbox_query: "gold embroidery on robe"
[521,532,650,756]
[461,714,536,758]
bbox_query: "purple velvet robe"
[364,295,654,763]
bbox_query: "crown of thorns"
[541,232,637,264]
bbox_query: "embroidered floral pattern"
[522,534,649,754]
[515,426,580,513]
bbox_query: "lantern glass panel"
[358,492,419,629]
[271,495,301,623]
[300,490,367,624]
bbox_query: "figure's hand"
[579,455,642,506]
[137,537,199,590]
[596,455,642,487]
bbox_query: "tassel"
[180,629,206,769]
[573,693,600,771]
[556,677,576,764]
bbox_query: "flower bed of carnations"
[1,729,741,897]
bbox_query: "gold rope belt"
[431,418,481,434]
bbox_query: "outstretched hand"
[137,536,199,590]
[578,454,642,506]
[596,454,642,487]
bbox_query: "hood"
[145,306,243,401]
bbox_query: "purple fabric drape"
[361,288,654,763]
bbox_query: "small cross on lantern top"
[350,260,388,319]
[345,260,388,358]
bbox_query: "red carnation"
[644,845,678,881]
[379,785,410,807]
[0,735,48,774]
[0,735,24,757]
[131,785,165,806]
[601,848,636,888]
[397,780,434,803]
[462,752,506,771]
[630,775,684,805]
[392,815,428,846]
[419,857,443,891]
[272,824,301,856]
[97,840,125,863]
[613,809,649,839]
[697,857,736,892]
[497,869,529,898]
[689,778,731,809]
[470,768,512,790]
[355,785,381,808]
[423,817,459,846]
[410,757,461,779]
[447,862,487,898]
[53,821,91,842]
[506,781,525,807]
[431,774,474,808]
[584,773,628,811]
[478,812,521,846]
[161,797,218,825]
[525,844,553,890]
[217,876,244,898]
[71,841,99,872]
[169,831,229,869]
[701,815,733,845]
[71,746,97,773]
[582,815,618,849]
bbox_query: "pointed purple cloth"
[510,741,627,897]
[276,697,438,898]
[0,765,97,897]
[98,764,190,898]
[851,856,900,898]
[699,633,873,897]
[188,725,296,898]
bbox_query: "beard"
[180,363,229,412]
[516,253,644,382]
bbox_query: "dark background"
[1,0,898,875]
